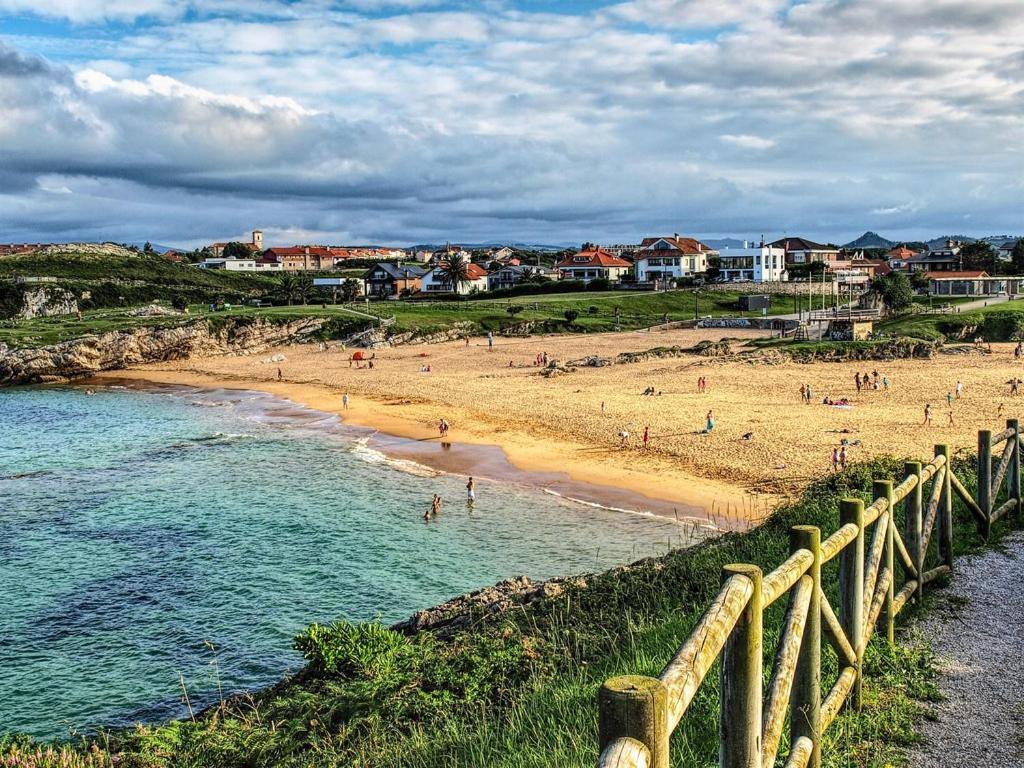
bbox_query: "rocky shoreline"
[0,316,326,386]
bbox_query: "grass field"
[878,299,1024,342]
[0,289,787,349]
[4,455,1013,768]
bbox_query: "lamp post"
[694,289,700,321]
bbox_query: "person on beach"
[618,429,630,447]
[465,336,470,347]
[923,403,933,426]
[883,376,890,391]
[705,410,715,433]
[642,425,650,449]
[955,380,963,399]
[487,332,494,351]
[946,391,953,408]
[831,446,840,472]
[855,372,861,393]
[1012,378,1020,396]
[342,393,350,410]
[839,445,848,470]
[806,385,813,403]
[466,477,476,503]
[948,410,955,426]
[998,402,1005,417]
[800,383,806,403]
[601,401,606,414]
[277,368,282,381]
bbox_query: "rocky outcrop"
[361,321,475,348]
[0,317,325,386]
[15,286,79,319]
[393,574,588,639]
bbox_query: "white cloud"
[720,134,775,150]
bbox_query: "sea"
[0,384,704,739]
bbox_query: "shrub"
[563,309,579,324]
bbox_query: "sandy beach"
[96,327,1024,522]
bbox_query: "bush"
[563,309,579,324]
[588,305,599,315]
[585,278,612,292]
[506,305,524,316]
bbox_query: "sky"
[0,0,1022,248]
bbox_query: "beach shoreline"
[91,366,769,529]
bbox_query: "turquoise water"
[0,385,693,739]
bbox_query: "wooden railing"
[597,420,1022,768]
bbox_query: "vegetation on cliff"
[4,453,1013,768]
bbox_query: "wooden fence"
[597,420,1022,768]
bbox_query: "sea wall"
[0,316,325,386]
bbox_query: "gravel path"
[908,532,1024,767]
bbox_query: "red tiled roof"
[637,236,713,254]
[926,270,989,279]
[886,246,917,259]
[557,249,632,269]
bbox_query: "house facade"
[718,244,787,283]
[197,258,258,271]
[556,248,632,283]
[487,264,558,291]
[261,246,355,271]
[363,263,426,297]
[634,236,715,282]
[906,241,963,272]
[420,263,490,294]
[770,237,842,267]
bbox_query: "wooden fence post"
[839,498,865,710]
[936,445,954,571]
[874,480,896,644]
[790,526,821,768]
[599,676,669,768]
[978,430,992,539]
[905,462,924,602]
[1009,419,1021,518]
[720,564,763,768]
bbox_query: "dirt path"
[908,532,1024,767]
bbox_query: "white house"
[718,243,787,283]
[556,248,632,283]
[420,262,489,294]
[634,235,715,283]
[487,264,558,291]
[196,258,258,271]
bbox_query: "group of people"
[696,376,708,393]
[830,445,849,471]
[533,351,549,366]
[854,370,890,393]
[424,477,476,521]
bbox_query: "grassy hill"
[878,300,1024,342]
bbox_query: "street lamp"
[694,289,700,320]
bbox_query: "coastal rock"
[392,575,587,638]
[15,286,79,320]
[363,321,475,349]
[0,317,325,386]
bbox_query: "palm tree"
[279,273,300,305]
[437,253,471,293]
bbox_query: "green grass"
[878,299,1024,342]
[3,453,1011,768]
[0,289,786,350]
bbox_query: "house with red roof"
[261,246,355,271]
[556,248,632,283]
[421,262,489,294]
[634,235,716,283]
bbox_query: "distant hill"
[926,235,978,249]
[843,232,895,250]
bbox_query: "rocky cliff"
[0,316,326,386]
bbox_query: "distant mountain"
[410,242,571,252]
[127,241,178,254]
[843,231,895,250]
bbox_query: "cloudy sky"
[0,0,1022,248]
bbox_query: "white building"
[634,236,715,283]
[420,263,489,294]
[197,258,258,271]
[718,243,787,283]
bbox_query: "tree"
[143,241,154,254]
[563,309,579,324]
[437,253,471,293]
[341,278,361,303]
[872,272,913,312]
[279,273,300,305]
[506,305,524,316]
[1011,240,1024,275]
[222,241,251,260]
[960,241,997,273]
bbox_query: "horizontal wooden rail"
[598,426,1021,768]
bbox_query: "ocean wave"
[349,438,441,478]
[188,399,233,408]
[189,432,257,443]
[0,469,55,481]
[541,488,717,530]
